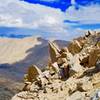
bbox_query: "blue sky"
[0,0,100,40]
[22,0,100,11]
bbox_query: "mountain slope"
[0,36,69,100]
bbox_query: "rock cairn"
[12,31,100,100]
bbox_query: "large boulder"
[68,40,82,55]
[48,42,60,63]
[69,54,84,76]
[24,65,42,82]
[79,53,89,67]
[88,48,100,67]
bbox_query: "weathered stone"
[60,47,73,61]
[65,78,77,94]
[30,82,39,92]
[91,90,100,100]
[48,41,60,63]
[36,74,49,88]
[69,54,84,76]
[79,53,89,67]
[50,80,62,93]
[60,52,68,58]
[57,58,68,66]
[77,81,93,92]
[85,31,91,38]
[22,82,31,91]
[11,31,100,100]
[68,40,82,55]
[76,36,86,47]
[60,47,69,53]
[11,91,37,100]
[88,48,100,67]
[42,70,51,80]
[66,52,73,62]
[66,91,85,100]
[51,62,60,73]
[25,65,42,82]
[91,72,100,89]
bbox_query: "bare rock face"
[69,54,84,76]
[11,91,37,100]
[68,40,82,55]
[77,81,93,92]
[24,65,42,82]
[88,48,100,67]
[51,62,60,73]
[91,72,100,89]
[48,41,60,63]
[12,31,100,100]
[66,91,86,100]
[79,53,89,67]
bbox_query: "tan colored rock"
[60,47,69,53]
[91,72,100,89]
[25,65,42,82]
[66,52,73,62]
[88,48,100,67]
[12,31,100,100]
[79,53,89,67]
[22,82,31,91]
[11,91,37,100]
[36,74,49,88]
[60,52,68,58]
[76,36,87,47]
[57,58,68,66]
[60,47,73,61]
[66,91,85,100]
[30,82,40,92]
[51,62,60,73]
[65,77,77,94]
[68,40,82,55]
[48,41,60,63]
[69,54,84,75]
[77,81,93,92]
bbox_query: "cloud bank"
[0,0,100,40]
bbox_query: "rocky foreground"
[0,36,68,100]
[12,31,100,100]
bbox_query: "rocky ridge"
[0,37,68,100]
[12,31,100,100]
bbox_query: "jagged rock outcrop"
[24,65,42,82]
[48,41,60,63]
[12,31,100,100]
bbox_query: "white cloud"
[0,0,100,40]
[0,0,68,34]
[71,0,76,5]
[0,15,23,27]
[65,4,100,24]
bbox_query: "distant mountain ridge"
[0,26,33,38]
[0,36,69,81]
[0,36,69,99]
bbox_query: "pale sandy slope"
[0,37,44,65]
